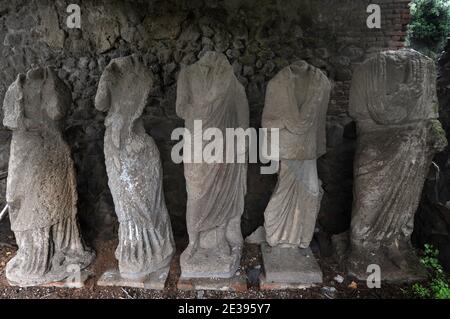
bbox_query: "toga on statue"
[176,52,249,278]
[347,49,448,281]
[262,61,331,248]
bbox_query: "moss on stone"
[433,102,440,114]
[431,119,446,137]
[430,119,448,151]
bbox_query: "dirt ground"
[0,221,415,299]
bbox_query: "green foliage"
[421,244,442,271]
[412,283,431,298]
[407,0,450,56]
[410,244,450,299]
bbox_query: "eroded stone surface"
[176,52,249,279]
[262,61,331,248]
[260,244,323,287]
[3,67,94,287]
[177,273,247,292]
[40,270,92,289]
[259,276,314,291]
[347,49,448,282]
[245,226,266,244]
[97,266,170,290]
[95,55,175,279]
[36,3,65,49]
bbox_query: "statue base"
[97,266,170,290]
[346,245,427,283]
[7,270,92,288]
[260,244,323,290]
[177,272,247,292]
[180,245,242,279]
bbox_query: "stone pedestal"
[97,265,170,290]
[177,271,247,292]
[8,270,92,288]
[180,246,242,279]
[346,245,428,283]
[260,244,322,290]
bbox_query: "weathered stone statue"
[347,49,447,281]
[3,67,94,287]
[262,60,331,248]
[95,55,175,287]
[260,61,331,288]
[176,52,249,279]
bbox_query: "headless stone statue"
[347,49,447,281]
[176,52,249,279]
[259,61,331,288]
[262,60,331,248]
[3,67,94,287]
[95,55,175,283]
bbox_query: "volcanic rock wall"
[0,0,411,245]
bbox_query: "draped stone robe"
[176,52,249,278]
[347,49,447,280]
[3,67,94,286]
[262,61,331,248]
[95,55,174,279]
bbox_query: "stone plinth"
[97,265,170,290]
[260,244,322,290]
[177,272,247,292]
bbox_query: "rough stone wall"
[0,0,411,244]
